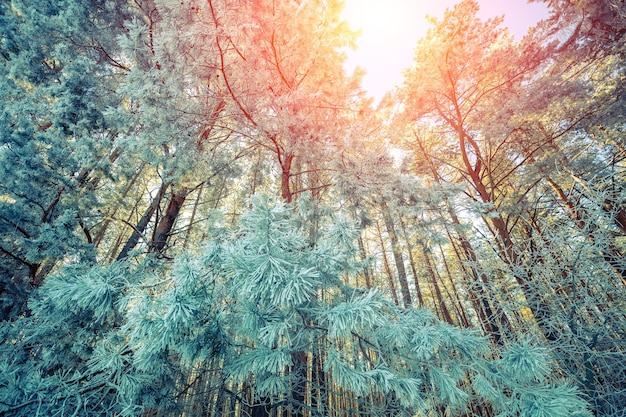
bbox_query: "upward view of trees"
[1,0,624,416]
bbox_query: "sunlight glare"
[342,0,416,42]
[341,0,435,104]
[341,0,549,104]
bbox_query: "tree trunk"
[117,181,169,260]
[376,220,399,305]
[291,350,307,417]
[438,243,470,328]
[419,241,454,324]
[357,235,373,288]
[415,133,511,343]
[281,152,294,203]
[398,217,425,307]
[445,225,510,345]
[381,205,412,307]
[151,187,189,253]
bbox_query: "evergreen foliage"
[0,0,127,318]
[1,0,624,415]
[0,197,593,416]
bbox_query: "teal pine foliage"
[0,197,593,416]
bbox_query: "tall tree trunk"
[117,181,169,260]
[414,135,509,343]
[445,225,510,344]
[398,217,425,307]
[419,241,454,324]
[281,152,294,203]
[357,235,373,288]
[151,187,189,253]
[376,220,399,305]
[381,204,412,307]
[438,243,470,328]
[484,211,563,343]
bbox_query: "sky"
[341,0,550,103]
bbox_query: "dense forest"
[1,0,625,416]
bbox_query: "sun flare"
[341,0,415,41]
[341,0,549,103]
[341,0,432,103]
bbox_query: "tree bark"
[376,220,399,305]
[151,187,189,253]
[419,241,454,324]
[398,217,425,307]
[291,350,307,417]
[445,224,510,345]
[357,236,373,288]
[381,205,412,307]
[438,243,470,328]
[116,181,169,260]
[281,152,294,203]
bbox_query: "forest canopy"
[1,0,625,416]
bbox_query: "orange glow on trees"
[341,0,548,103]
[199,0,363,202]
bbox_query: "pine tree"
[0,196,593,417]
[1,0,618,415]
[0,0,130,318]
[392,1,626,414]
